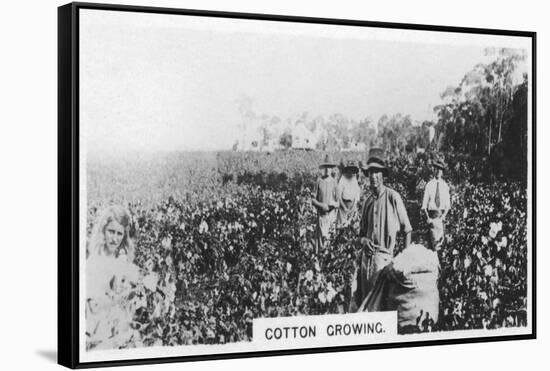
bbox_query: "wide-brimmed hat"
[361,148,388,174]
[319,154,337,168]
[431,157,447,170]
[342,159,359,173]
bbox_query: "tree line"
[235,48,528,180]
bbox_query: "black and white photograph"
[57,2,535,367]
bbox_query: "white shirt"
[337,176,361,203]
[422,178,451,211]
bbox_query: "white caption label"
[253,311,397,348]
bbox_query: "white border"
[81,8,530,49]
[82,325,532,363]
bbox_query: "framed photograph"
[58,2,536,368]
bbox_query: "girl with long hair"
[86,205,140,350]
[88,205,135,262]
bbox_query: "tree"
[434,48,526,157]
[432,48,528,180]
[501,74,528,180]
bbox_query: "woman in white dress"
[86,205,140,350]
[336,160,361,228]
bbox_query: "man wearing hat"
[353,148,412,309]
[422,156,451,250]
[336,159,361,228]
[312,154,339,251]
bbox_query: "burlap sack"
[358,244,440,330]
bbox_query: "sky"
[80,9,531,154]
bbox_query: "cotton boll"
[314,261,321,272]
[500,236,508,248]
[143,272,159,291]
[326,282,337,303]
[199,220,209,234]
[161,236,172,250]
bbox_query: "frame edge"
[58,2,79,369]
[59,3,537,368]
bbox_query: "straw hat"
[319,154,337,168]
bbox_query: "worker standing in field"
[352,148,412,310]
[311,154,339,252]
[336,159,361,229]
[422,156,451,251]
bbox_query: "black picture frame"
[58,2,537,368]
